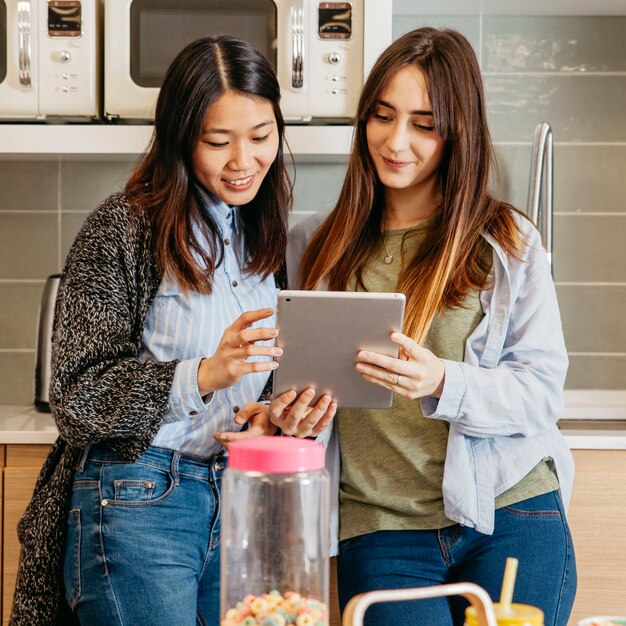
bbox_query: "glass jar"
[220,437,330,626]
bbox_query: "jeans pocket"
[100,462,176,508]
[501,490,562,520]
[63,507,82,609]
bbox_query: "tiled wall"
[1,11,625,404]
[391,11,626,391]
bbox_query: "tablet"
[272,290,406,409]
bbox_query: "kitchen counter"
[0,406,58,444]
[2,389,626,448]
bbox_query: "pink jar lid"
[228,437,325,473]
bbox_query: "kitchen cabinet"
[0,443,624,625]
[2,444,52,626]
[0,440,343,626]
[328,449,626,626]
[568,449,626,623]
[330,559,340,626]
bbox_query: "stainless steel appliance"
[104,0,392,122]
[0,0,99,120]
[34,274,60,412]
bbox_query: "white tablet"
[272,290,406,409]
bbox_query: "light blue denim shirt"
[287,211,573,555]
[139,192,278,458]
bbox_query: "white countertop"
[0,405,58,444]
[2,389,626,449]
[558,390,626,450]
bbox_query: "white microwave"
[105,0,392,122]
[0,0,99,120]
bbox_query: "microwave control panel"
[39,0,98,116]
[277,0,364,120]
[48,0,82,37]
[318,2,352,40]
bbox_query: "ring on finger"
[394,373,400,385]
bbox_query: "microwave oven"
[0,0,99,120]
[104,0,392,122]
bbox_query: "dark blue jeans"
[337,490,576,626]
[63,445,224,626]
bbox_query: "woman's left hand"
[213,402,278,449]
[356,332,446,400]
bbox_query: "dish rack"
[342,582,498,626]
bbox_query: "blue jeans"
[337,490,576,626]
[63,445,225,626]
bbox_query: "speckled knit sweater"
[9,193,279,626]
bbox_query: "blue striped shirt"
[139,193,278,458]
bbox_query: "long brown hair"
[300,28,525,341]
[126,36,292,293]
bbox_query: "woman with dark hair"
[276,27,576,626]
[10,36,333,626]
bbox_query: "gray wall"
[1,10,625,404]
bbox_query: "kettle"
[34,274,61,412]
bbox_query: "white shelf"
[0,124,354,160]
[393,0,626,15]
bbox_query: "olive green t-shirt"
[338,223,558,541]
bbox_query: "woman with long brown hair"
[277,27,576,626]
[10,36,333,626]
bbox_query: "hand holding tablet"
[272,290,406,409]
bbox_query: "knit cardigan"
[10,193,279,625]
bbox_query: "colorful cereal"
[221,590,329,626]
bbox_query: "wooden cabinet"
[329,450,626,626]
[330,557,340,626]
[0,442,339,626]
[0,446,624,626]
[1,444,52,626]
[567,449,626,624]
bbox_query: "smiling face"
[191,91,280,205]
[366,65,445,209]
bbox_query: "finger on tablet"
[311,401,337,436]
[391,332,421,358]
[269,389,297,418]
[305,394,331,425]
[357,350,397,370]
[289,388,316,416]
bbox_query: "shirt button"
[224,238,231,245]
[190,410,198,416]
[231,279,238,287]
[233,405,240,413]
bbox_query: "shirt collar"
[196,185,240,235]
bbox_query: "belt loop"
[76,444,92,472]
[212,451,225,478]
[171,451,181,486]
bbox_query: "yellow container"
[465,602,544,626]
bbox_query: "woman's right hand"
[197,308,282,395]
[269,388,337,438]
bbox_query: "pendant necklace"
[381,199,442,264]
[382,235,403,264]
